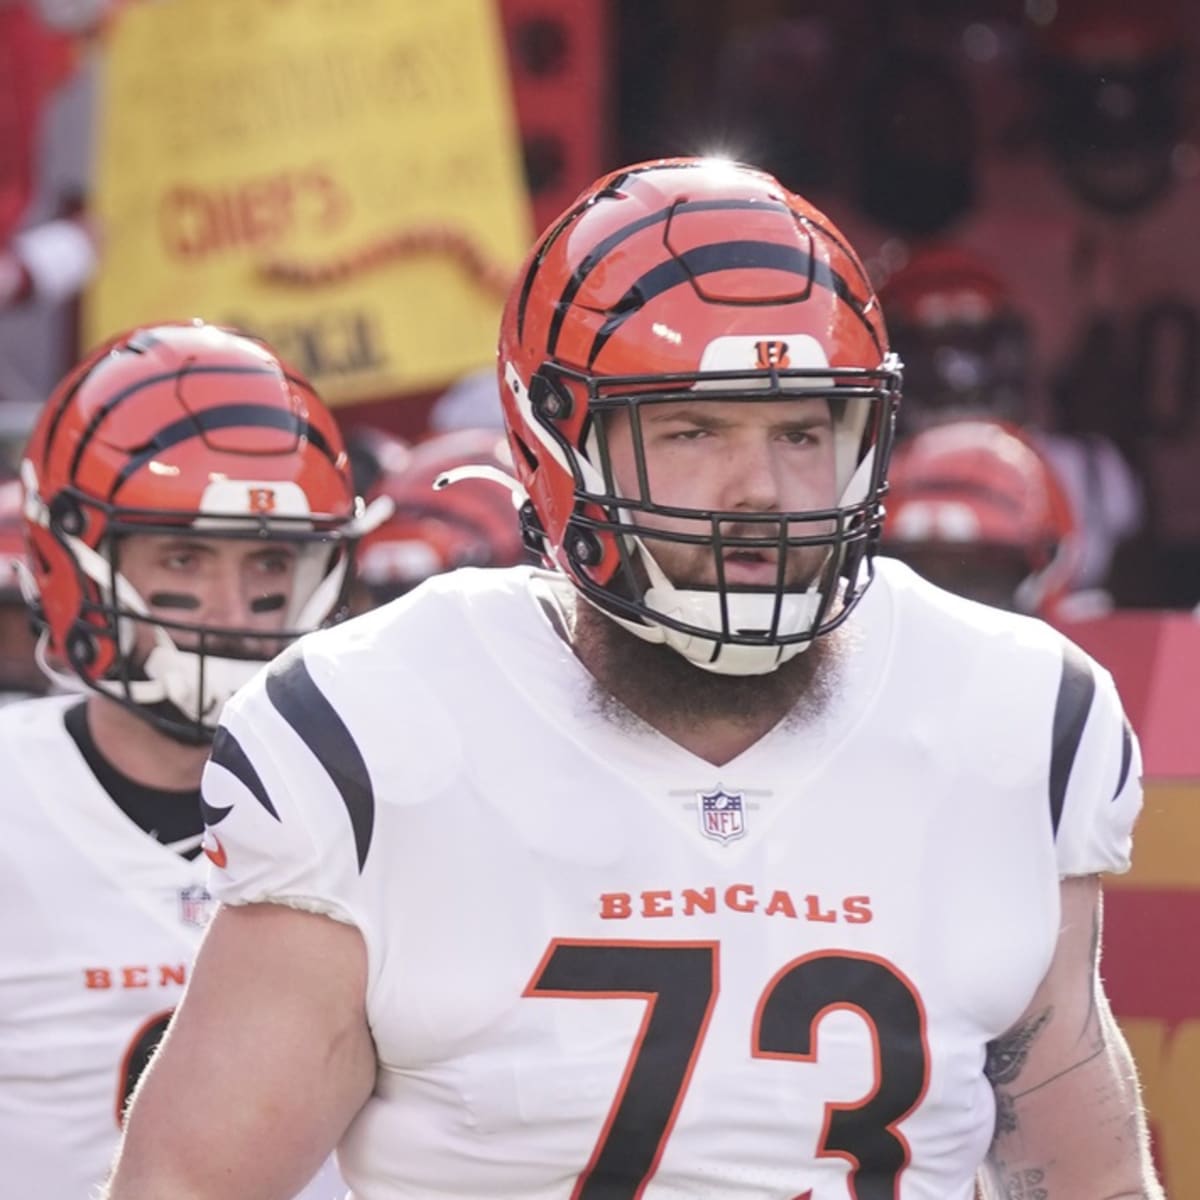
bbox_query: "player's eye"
[780,429,817,446]
[160,549,199,571]
[250,551,295,576]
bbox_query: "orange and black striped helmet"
[352,427,530,612]
[20,320,382,740]
[883,419,1080,619]
[497,157,901,675]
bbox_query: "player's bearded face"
[603,395,839,592]
[574,396,846,730]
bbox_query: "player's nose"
[722,434,783,512]
[199,557,254,627]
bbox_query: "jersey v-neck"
[62,699,204,860]
[473,566,897,793]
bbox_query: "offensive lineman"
[108,162,1160,1199]
[0,322,381,1198]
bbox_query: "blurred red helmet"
[21,320,379,739]
[354,427,528,609]
[883,419,1079,617]
[879,245,1031,429]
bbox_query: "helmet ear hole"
[49,494,86,537]
[566,524,603,568]
[529,371,573,422]
[66,627,97,671]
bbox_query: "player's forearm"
[980,1008,1163,1199]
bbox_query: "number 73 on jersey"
[526,939,930,1200]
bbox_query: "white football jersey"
[0,695,348,1200]
[205,560,1143,1200]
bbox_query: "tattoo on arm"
[985,1007,1053,1088]
[985,987,1110,1139]
[984,1007,1052,1135]
[1001,1167,1048,1199]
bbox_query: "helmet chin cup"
[626,543,822,676]
[641,587,820,675]
[142,641,263,729]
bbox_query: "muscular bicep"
[106,902,375,1200]
[979,875,1162,1200]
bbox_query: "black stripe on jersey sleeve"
[1049,643,1097,837]
[265,646,375,872]
[209,725,280,822]
[1113,718,1134,801]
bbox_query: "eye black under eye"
[148,591,201,610]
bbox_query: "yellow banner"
[86,0,532,405]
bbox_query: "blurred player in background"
[0,321,379,1198]
[350,426,530,613]
[881,244,1142,595]
[107,158,1159,1200]
[882,418,1085,620]
[944,0,1200,605]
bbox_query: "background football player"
[0,320,381,1198]
[879,244,1142,596]
[107,161,1160,1200]
[882,418,1085,620]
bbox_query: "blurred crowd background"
[2,0,1200,616]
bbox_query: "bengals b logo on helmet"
[247,487,277,514]
[754,340,791,369]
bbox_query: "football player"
[0,321,379,1198]
[878,245,1143,593]
[107,162,1161,1200]
[882,418,1083,620]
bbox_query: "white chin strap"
[602,543,825,676]
[138,642,263,726]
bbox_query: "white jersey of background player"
[0,694,212,1194]
[107,160,1162,1200]
[1,321,381,1198]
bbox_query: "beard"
[570,590,845,739]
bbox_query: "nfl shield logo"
[698,788,747,844]
[178,885,214,928]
